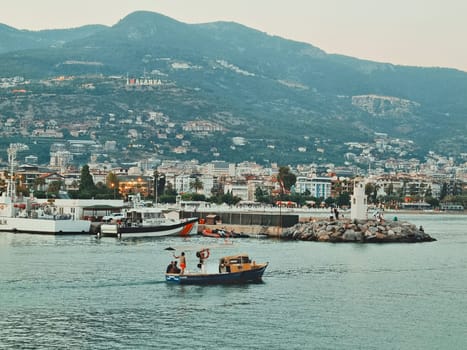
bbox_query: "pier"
[179,179,437,242]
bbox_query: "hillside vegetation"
[0,11,466,165]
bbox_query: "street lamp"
[155,174,159,205]
[111,182,116,199]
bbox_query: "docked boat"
[0,143,91,235]
[201,228,251,238]
[201,228,231,238]
[165,253,268,284]
[0,193,91,235]
[99,195,198,238]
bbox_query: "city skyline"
[1,0,467,72]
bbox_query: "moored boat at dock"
[0,143,91,235]
[201,227,251,238]
[201,227,231,238]
[99,194,198,238]
[0,193,92,235]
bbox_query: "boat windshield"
[143,212,163,219]
[223,256,251,265]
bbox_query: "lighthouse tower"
[350,179,368,221]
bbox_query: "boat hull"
[0,217,91,235]
[165,263,268,285]
[100,217,198,238]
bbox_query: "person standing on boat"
[173,252,186,274]
[196,249,210,274]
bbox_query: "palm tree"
[278,166,296,192]
[106,172,119,199]
[190,177,204,194]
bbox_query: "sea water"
[0,213,466,349]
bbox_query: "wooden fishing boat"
[165,253,268,285]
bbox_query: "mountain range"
[0,11,466,166]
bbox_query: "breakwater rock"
[281,218,436,243]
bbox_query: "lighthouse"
[350,179,368,221]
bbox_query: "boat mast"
[6,143,29,200]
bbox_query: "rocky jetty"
[281,218,436,243]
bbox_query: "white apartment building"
[295,176,332,199]
[224,182,249,201]
[205,161,236,177]
[49,150,73,168]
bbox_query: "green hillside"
[0,11,466,165]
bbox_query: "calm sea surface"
[1,213,466,349]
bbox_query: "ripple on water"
[1,214,467,349]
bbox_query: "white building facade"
[295,176,332,199]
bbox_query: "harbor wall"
[181,211,299,228]
[281,217,436,242]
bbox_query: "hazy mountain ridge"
[0,23,107,54]
[0,11,465,164]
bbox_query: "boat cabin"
[113,206,176,228]
[219,254,256,273]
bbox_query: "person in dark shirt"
[172,261,181,274]
[166,261,175,273]
[334,207,339,220]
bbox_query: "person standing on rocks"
[333,207,339,220]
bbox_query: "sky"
[1,0,467,72]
